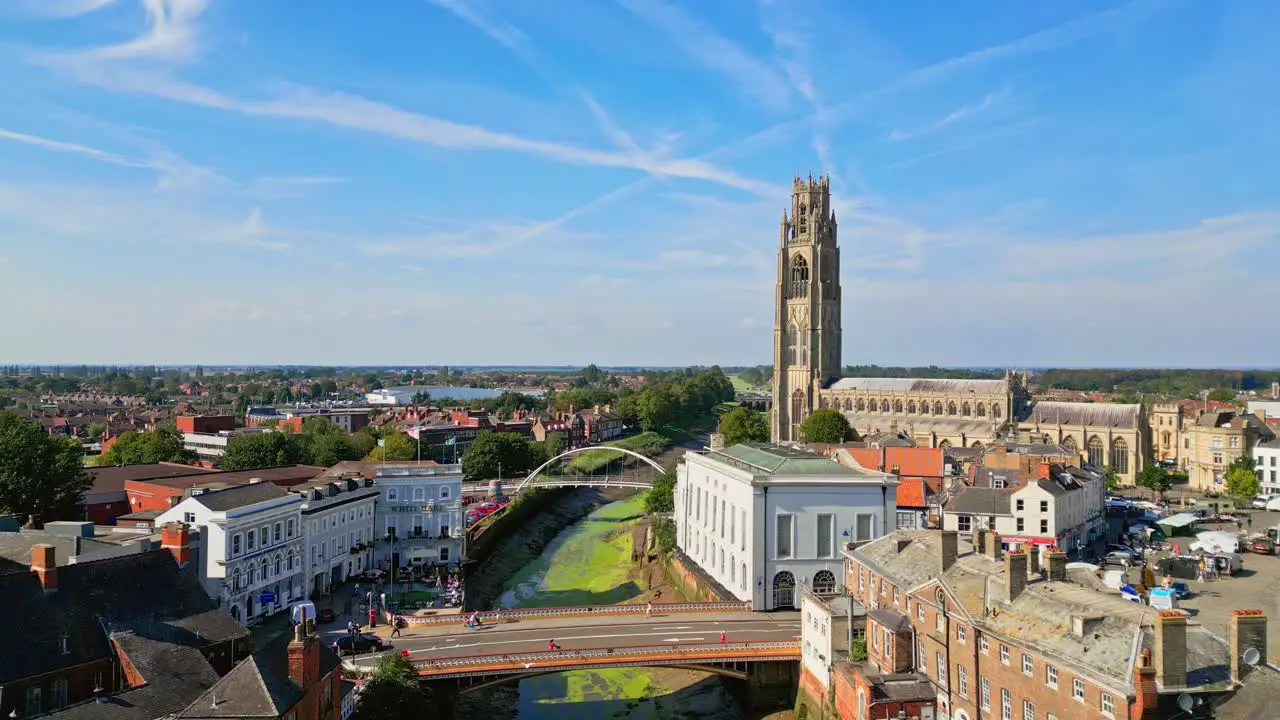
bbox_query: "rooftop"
[88,463,217,494]
[706,443,892,479]
[1023,401,1141,429]
[826,377,1008,394]
[187,482,293,512]
[177,630,341,718]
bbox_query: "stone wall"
[795,664,833,720]
[661,549,736,603]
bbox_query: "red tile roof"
[895,478,929,508]
[839,447,944,479]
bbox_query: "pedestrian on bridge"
[645,602,652,619]
[720,631,726,644]
[548,640,561,651]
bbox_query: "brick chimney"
[939,530,958,572]
[1132,648,1159,719]
[985,531,1003,561]
[1229,609,1268,683]
[30,544,58,592]
[1045,546,1068,581]
[1003,551,1028,603]
[1154,611,1188,689]
[287,619,321,690]
[972,529,985,555]
[1038,462,1052,480]
[1026,547,1041,579]
[160,522,192,568]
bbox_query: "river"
[457,493,747,720]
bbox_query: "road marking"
[662,637,704,642]
[401,629,789,655]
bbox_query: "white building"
[182,428,268,461]
[372,464,465,571]
[799,586,862,695]
[289,476,380,598]
[1256,438,1280,494]
[1247,400,1280,420]
[155,482,305,625]
[942,463,1105,557]
[675,441,897,611]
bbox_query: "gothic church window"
[992,404,1001,419]
[856,399,865,412]
[1062,436,1077,455]
[786,326,798,364]
[907,401,917,414]
[962,403,971,417]
[880,400,890,412]
[1087,436,1105,468]
[976,404,986,417]
[789,255,810,299]
[1112,438,1129,474]
[947,402,957,416]
[933,401,943,415]
[791,390,805,425]
[843,398,852,412]
[893,400,903,413]
[798,204,808,233]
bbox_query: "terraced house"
[796,529,1270,720]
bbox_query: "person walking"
[645,602,652,619]
[390,615,402,638]
[548,639,561,651]
[720,631,727,644]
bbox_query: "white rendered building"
[675,441,897,610]
[942,464,1105,556]
[290,476,380,598]
[372,464,465,570]
[155,482,305,625]
[1255,438,1280,494]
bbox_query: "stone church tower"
[772,175,841,442]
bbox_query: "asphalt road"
[387,611,801,660]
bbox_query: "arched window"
[260,558,269,580]
[1087,436,1105,468]
[880,399,890,412]
[247,564,255,586]
[791,390,804,426]
[976,403,986,417]
[742,563,748,591]
[855,398,865,412]
[970,441,983,450]
[938,440,952,450]
[274,554,282,576]
[907,401,917,414]
[813,570,837,594]
[730,555,736,584]
[893,400,903,413]
[287,550,295,571]
[786,326,798,364]
[799,328,809,366]
[1113,438,1129,474]
[843,398,852,412]
[947,402,957,416]
[1062,436,1077,455]
[992,404,1001,419]
[798,204,808,233]
[789,255,809,298]
[772,571,797,609]
[819,396,827,409]
[233,567,242,591]
[933,401,944,415]
[962,402,971,417]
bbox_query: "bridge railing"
[413,639,801,673]
[387,600,752,626]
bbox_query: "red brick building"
[84,463,218,525]
[124,465,325,513]
[797,529,1266,720]
[176,414,238,434]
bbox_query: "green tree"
[1135,465,1173,498]
[1225,456,1260,506]
[652,517,676,553]
[800,408,855,443]
[716,406,769,446]
[102,427,198,466]
[1207,387,1238,404]
[644,467,676,514]
[0,411,92,527]
[352,653,435,720]
[1101,466,1121,492]
[738,367,764,386]
[615,394,640,427]
[637,384,679,431]
[220,432,308,470]
[361,429,418,462]
[86,422,106,441]
[582,363,603,384]
[543,431,565,459]
[460,432,534,479]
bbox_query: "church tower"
[772,175,841,442]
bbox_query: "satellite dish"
[1243,647,1262,666]
[1176,694,1195,712]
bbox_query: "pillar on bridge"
[488,479,505,501]
[743,661,800,713]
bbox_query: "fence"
[413,639,800,673]
[385,600,752,626]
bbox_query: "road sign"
[260,592,276,604]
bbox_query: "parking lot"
[1126,509,1280,664]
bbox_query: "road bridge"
[350,608,801,716]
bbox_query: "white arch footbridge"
[508,445,667,493]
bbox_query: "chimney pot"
[1154,611,1189,689]
[1229,609,1268,683]
[1003,550,1028,603]
[985,532,1003,561]
[30,543,59,592]
[939,530,958,572]
[1045,547,1068,581]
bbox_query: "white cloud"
[82,0,210,62]
[0,127,141,166]
[423,0,540,69]
[615,0,792,110]
[0,125,227,190]
[244,175,346,200]
[17,0,118,17]
[887,89,1012,142]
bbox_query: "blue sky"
[0,0,1277,368]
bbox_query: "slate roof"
[867,608,912,633]
[178,632,342,719]
[88,463,218,494]
[0,549,247,687]
[946,487,1012,516]
[44,631,221,720]
[713,444,886,477]
[1023,401,1141,429]
[189,482,293,512]
[826,378,1008,394]
[0,529,126,575]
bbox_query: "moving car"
[333,633,387,656]
[317,607,336,624]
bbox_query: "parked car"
[1107,544,1142,560]
[333,633,386,656]
[317,607,336,624]
[476,501,500,515]
[1248,537,1275,554]
[1103,551,1134,567]
[1252,494,1280,509]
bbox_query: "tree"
[1207,387,1238,404]
[102,427,197,466]
[460,432,534,480]
[800,408,854,444]
[0,411,92,527]
[738,367,764,386]
[1135,465,1173,498]
[86,422,106,441]
[1225,456,1260,506]
[1101,466,1120,492]
[644,467,675,514]
[637,384,679,431]
[716,406,769,446]
[582,363,603,384]
[220,432,307,470]
[352,654,435,720]
[361,429,418,462]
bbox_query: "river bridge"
[461,444,668,496]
